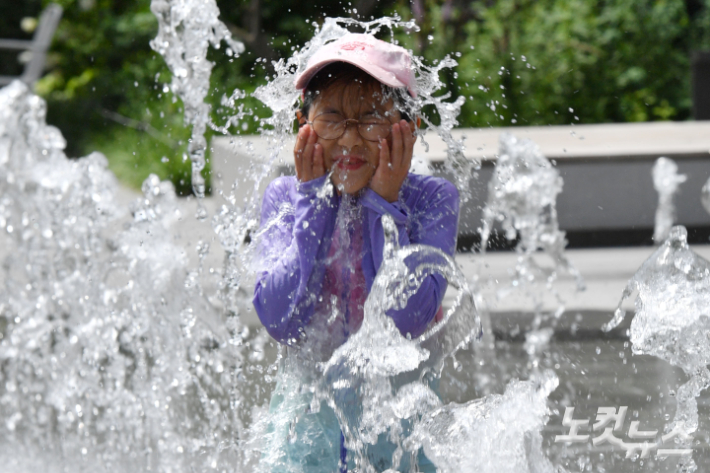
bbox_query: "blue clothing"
[253,173,459,472]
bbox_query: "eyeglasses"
[305,114,393,142]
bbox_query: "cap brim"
[295,57,408,94]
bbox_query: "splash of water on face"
[150,0,245,214]
[604,225,710,472]
[652,157,687,243]
[252,15,476,197]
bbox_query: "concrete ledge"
[415,121,710,161]
[211,122,710,237]
[211,121,710,168]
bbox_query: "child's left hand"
[370,119,415,203]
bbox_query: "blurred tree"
[392,0,710,126]
[0,0,44,78]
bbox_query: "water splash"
[304,214,563,473]
[307,214,559,473]
[323,214,480,380]
[604,225,710,472]
[214,14,476,348]
[150,0,245,211]
[0,81,246,472]
[701,176,710,216]
[260,212,479,472]
[480,133,584,309]
[251,15,475,199]
[407,371,561,473]
[652,157,687,243]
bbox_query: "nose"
[337,120,364,148]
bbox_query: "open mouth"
[335,155,366,171]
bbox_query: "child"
[253,33,459,472]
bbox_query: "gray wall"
[435,155,710,237]
[211,125,710,240]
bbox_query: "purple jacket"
[253,173,459,344]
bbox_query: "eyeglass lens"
[312,116,391,142]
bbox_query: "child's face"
[305,81,408,195]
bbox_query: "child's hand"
[370,120,415,203]
[294,124,325,183]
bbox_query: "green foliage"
[36,0,165,152]
[0,0,44,77]
[88,94,195,195]
[393,0,710,126]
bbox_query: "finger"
[294,125,309,180]
[401,119,414,171]
[301,128,317,180]
[294,125,309,157]
[390,122,403,170]
[378,138,391,174]
[313,143,325,177]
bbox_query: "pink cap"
[295,33,416,97]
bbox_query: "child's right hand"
[294,124,325,183]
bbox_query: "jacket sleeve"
[361,178,459,339]
[252,176,336,344]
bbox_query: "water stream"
[702,177,710,216]
[604,226,710,473]
[150,0,244,213]
[479,133,585,369]
[652,158,687,244]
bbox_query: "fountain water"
[479,134,584,365]
[150,0,245,212]
[652,157,687,243]
[313,214,482,472]
[250,212,560,473]
[702,176,710,216]
[604,225,710,472]
[2,2,709,472]
[407,370,560,473]
[480,133,585,308]
[0,80,246,472]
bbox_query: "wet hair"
[299,62,412,122]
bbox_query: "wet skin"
[294,81,417,203]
